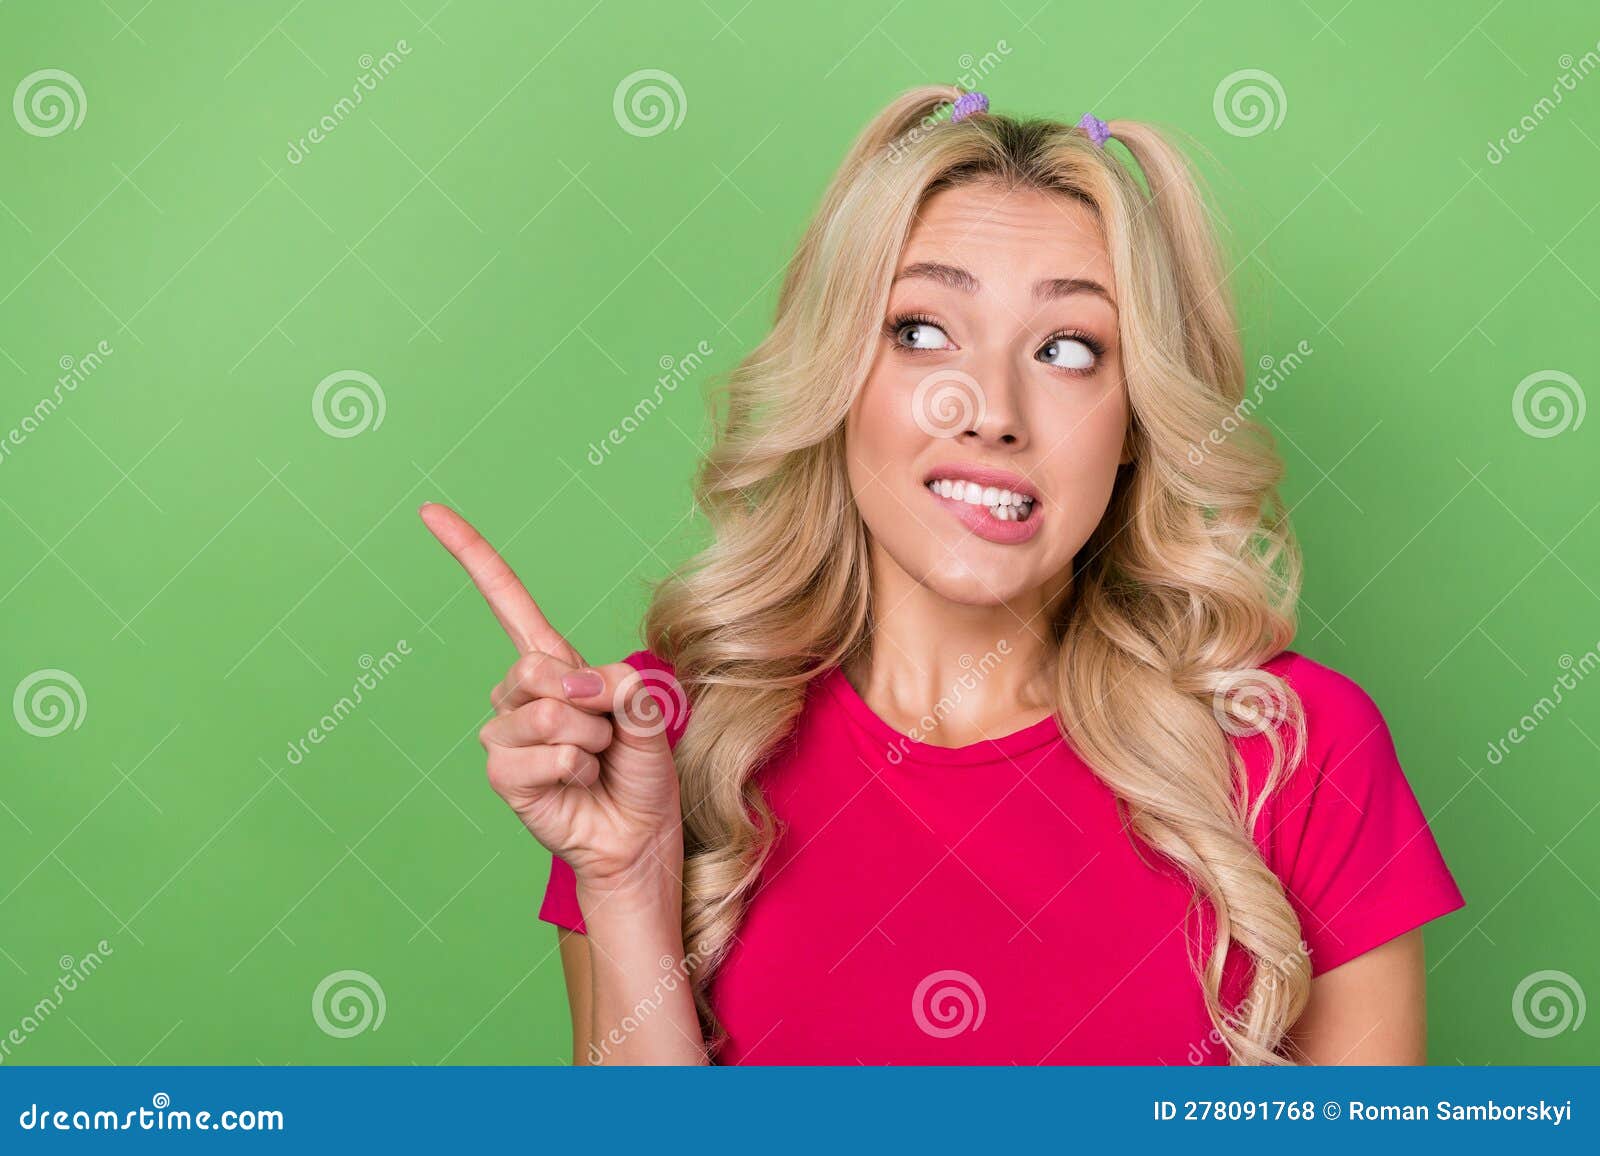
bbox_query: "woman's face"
[845,179,1131,610]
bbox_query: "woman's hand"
[418,502,683,898]
[422,502,706,1063]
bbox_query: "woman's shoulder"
[1261,648,1382,715]
[1247,649,1466,973]
[1243,648,1407,807]
[1258,649,1389,757]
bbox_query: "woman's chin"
[917,561,1050,611]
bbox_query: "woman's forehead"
[900,182,1112,287]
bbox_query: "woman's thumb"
[559,661,685,750]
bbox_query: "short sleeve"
[536,648,688,936]
[1250,653,1466,976]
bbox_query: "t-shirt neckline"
[819,665,1064,766]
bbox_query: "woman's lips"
[924,484,1044,544]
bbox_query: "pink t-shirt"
[540,648,1465,1064]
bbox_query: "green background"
[2,0,1596,1065]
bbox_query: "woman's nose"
[956,360,1028,450]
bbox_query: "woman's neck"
[844,551,1068,746]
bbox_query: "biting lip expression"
[922,463,1042,544]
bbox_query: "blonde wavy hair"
[643,85,1312,1064]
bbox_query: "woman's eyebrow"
[894,262,1116,308]
[894,261,978,292]
[1035,277,1115,307]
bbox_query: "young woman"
[420,86,1465,1065]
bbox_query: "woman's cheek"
[859,369,896,429]
[1039,396,1128,522]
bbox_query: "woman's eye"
[896,321,951,350]
[1037,337,1096,371]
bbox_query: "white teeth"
[928,479,1024,506]
[990,502,1034,522]
[926,478,1037,523]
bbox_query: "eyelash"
[883,311,1106,375]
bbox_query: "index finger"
[418,502,572,658]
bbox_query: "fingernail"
[562,670,604,698]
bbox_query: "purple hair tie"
[1078,112,1112,147]
[950,91,988,123]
